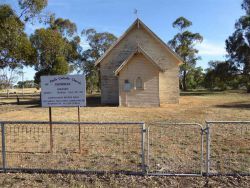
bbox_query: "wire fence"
[0,120,249,176]
[146,122,204,175]
[0,121,145,174]
[206,121,250,176]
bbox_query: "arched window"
[135,77,143,90]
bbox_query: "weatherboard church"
[95,19,183,107]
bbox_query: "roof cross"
[134,9,138,19]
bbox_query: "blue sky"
[2,0,245,81]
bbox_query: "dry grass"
[0,91,249,187]
[1,91,250,123]
[0,88,40,95]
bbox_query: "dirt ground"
[0,91,249,187]
[0,173,249,188]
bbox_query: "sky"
[2,0,245,81]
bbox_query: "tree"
[168,17,203,91]
[0,1,47,93]
[51,56,69,75]
[0,1,48,68]
[186,67,205,89]
[78,29,117,93]
[31,15,81,84]
[30,28,73,83]
[17,80,37,88]
[226,0,250,92]
[0,5,36,69]
[49,15,77,38]
[204,61,238,90]
[18,0,48,22]
[0,5,37,96]
[0,68,21,91]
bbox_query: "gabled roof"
[115,46,163,76]
[95,18,183,67]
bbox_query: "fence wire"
[146,122,203,175]
[1,122,144,173]
[206,121,250,175]
[0,121,250,176]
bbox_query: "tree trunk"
[247,86,250,93]
[182,70,187,91]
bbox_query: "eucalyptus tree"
[226,0,250,92]
[31,16,81,84]
[168,17,203,91]
[0,0,48,91]
[79,29,117,93]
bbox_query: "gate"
[146,122,204,175]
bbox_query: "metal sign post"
[78,106,81,153]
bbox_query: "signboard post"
[41,75,86,153]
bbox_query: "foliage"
[30,28,68,70]
[18,0,48,22]
[204,61,238,90]
[49,15,77,38]
[186,67,205,89]
[0,1,47,91]
[17,80,37,88]
[31,16,81,84]
[51,56,69,75]
[0,5,36,70]
[169,17,203,91]
[78,29,117,93]
[226,0,250,92]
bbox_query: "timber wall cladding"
[100,25,179,105]
[118,54,159,107]
[159,67,179,105]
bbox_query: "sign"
[124,83,131,92]
[41,75,86,107]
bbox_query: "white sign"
[41,75,86,107]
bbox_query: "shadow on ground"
[215,101,250,109]
[1,95,117,108]
[180,91,222,96]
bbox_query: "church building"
[95,19,183,107]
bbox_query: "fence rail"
[0,120,249,176]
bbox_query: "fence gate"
[146,122,204,175]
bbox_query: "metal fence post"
[200,128,204,175]
[206,122,210,176]
[1,123,6,171]
[147,126,150,173]
[141,123,146,174]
